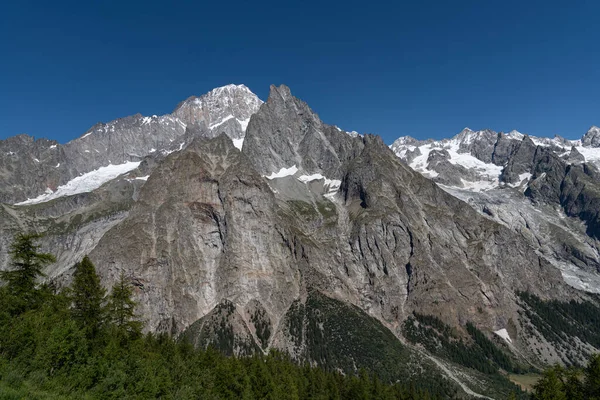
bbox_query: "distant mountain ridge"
[391,126,600,294]
[0,84,262,204]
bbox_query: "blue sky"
[1,0,599,144]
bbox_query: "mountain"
[391,127,600,292]
[2,84,600,398]
[0,84,261,205]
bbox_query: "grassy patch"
[509,373,542,392]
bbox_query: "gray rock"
[0,84,262,204]
[500,136,538,184]
[242,85,364,178]
[582,126,600,147]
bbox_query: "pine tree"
[71,255,106,337]
[586,354,600,399]
[107,271,142,338]
[532,365,567,400]
[0,232,55,308]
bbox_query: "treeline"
[403,312,527,375]
[532,354,600,399]
[518,291,600,364]
[0,233,440,399]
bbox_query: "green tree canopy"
[107,271,142,339]
[70,255,106,337]
[0,232,55,307]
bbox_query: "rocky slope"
[391,127,600,293]
[2,84,600,398]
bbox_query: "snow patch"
[297,173,341,198]
[298,173,327,183]
[15,161,141,205]
[494,329,512,344]
[238,118,251,132]
[232,138,244,150]
[209,115,234,130]
[49,145,57,149]
[265,165,298,180]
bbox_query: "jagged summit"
[582,125,600,147]
[0,84,263,204]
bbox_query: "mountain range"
[2,84,600,398]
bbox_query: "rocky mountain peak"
[582,125,600,147]
[268,84,293,103]
[452,127,496,147]
[172,84,262,136]
[0,84,264,204]
[242,85,363,178]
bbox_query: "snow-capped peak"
[507,130,524,139]
[452,128,496,146]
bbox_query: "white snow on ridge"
[575,146,600,164]
[298,173,327,183]
[208,115,235,130]
[494,329,512,344]
[232,138,244,150]
[298,173,342,189]
[15,161,141,206]
[265,165,298,180]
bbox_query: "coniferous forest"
[0,233,442,399]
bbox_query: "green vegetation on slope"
[403,312,528,398]
[284,292,461,398]
[531,354,600,399]
[517,291,600,365]
[0,232,443,399]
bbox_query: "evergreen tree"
[107,271,142,338]
[532,365,567,400]
[71,255,106,337]
[586,354,600,399]
[0,232,55,309]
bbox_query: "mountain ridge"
[2,83,600,399]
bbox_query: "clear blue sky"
[1,0,599,144]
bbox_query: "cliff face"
[78,86,569,356]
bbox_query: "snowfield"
[15,161,141,205]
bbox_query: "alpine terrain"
[3,83,600,399]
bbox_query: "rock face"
[89,135,299,334]
[80,86,570,357]
[2,83,600,398]
[391,123,600,293]
[582,126,600,147]
[242,85,363,178]
[0,84,262,204]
